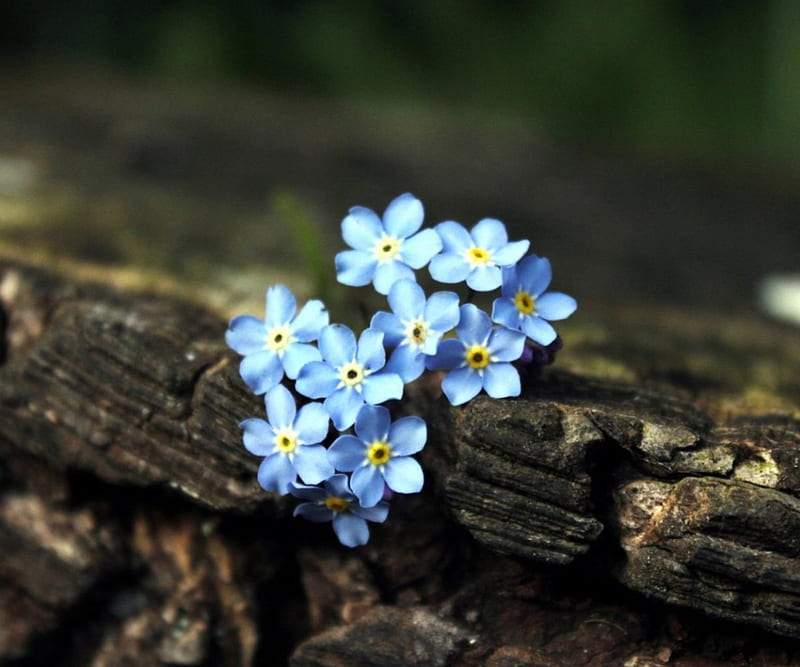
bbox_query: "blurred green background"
[2,0,799,167]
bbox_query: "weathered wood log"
[4,67,800,665]
[2,255,800,665]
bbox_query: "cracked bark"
[2,257,800,665]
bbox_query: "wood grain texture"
[1,258,800,663]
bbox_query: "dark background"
[1,1,799,317]
[3,0,799,165]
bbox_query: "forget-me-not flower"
[491,254,577,345]
[240,384,333,494]
[429,218,529,291]
[426,303,526,405]
[327,404,425,508]
[296,324,403,430]
[289,474,390,547]
[334,193,443,295]
[370,279,460,383]
[226,285,328,394]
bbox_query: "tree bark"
[2,258,800,665]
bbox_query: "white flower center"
[338,360,368,389]
[403,318,429,348]
[264,324,294,353]
[373,234,403,263]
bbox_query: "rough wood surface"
[2,68,800,665]
[1,257,800,665]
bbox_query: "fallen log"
[1,258,799,664]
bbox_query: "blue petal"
[361,372,403,405]
[240,350,283,395]
[382,193,424,239]
[240,418,275,456]
[294,445,334,485]
[257,454,296,494]
[294,401,330,445]
[456,303,492,344]
[425,339,465,371]
[385,344,425,383]
[517,255,551,296]
[441,367,483,406]
[483,363,521,399]
[401,228,442,269]
[295,361,340,399]
[335,250,376,287]
[491,297,522,330]
[536,292,577,321]
[294,502,334,522]
[351,465,385,508]
[350,500,390,523]
[282,342,322,379]
[500,264,520,299]
[324,473,354,498]
[342,206,382,250]
[264,384,296,429]
[319,324,357,367]
[471,218,508,250]
[291,299,329,341]
[332,513,369,547]
[387,279,424,322]
[388,416,426,455]
[289,483,327,502]
[265,285,296,327]
[325,387,364,430]
[225,315,266,355]
[424,291,460,333]
[370,311,405,348]
[488,327,526,362]
[373,260,415,296]
[429,253,470,284]
[356,328,386,371]
[466,265,502,292]
[522,316,557,346]
[328,435,367,471]
[434,221,471,253]
[354,404,390,442]
[492,239,530,267]
[384,457,424,494]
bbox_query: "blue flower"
[334,193,443,295]
[429,218,529,291]
[370,279,460,383]
[426,303,526,405]
[491,255,577,345]
[289,474,389,547]
[295,324,404,430]
[226,285,329,394]
[327,404,425,508]
[240,384,333,494]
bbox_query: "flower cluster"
[226,193,576,546]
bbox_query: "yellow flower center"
[404,319,428,346]
[338,361,366,388]
[374,234,402,263]
[367,441,391,466]
[325,496,350,512]
[265,325,293,352]
[514,291,536,315]
[465,345,491,370]
[274,428,298,454]
[466,246,491,266]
